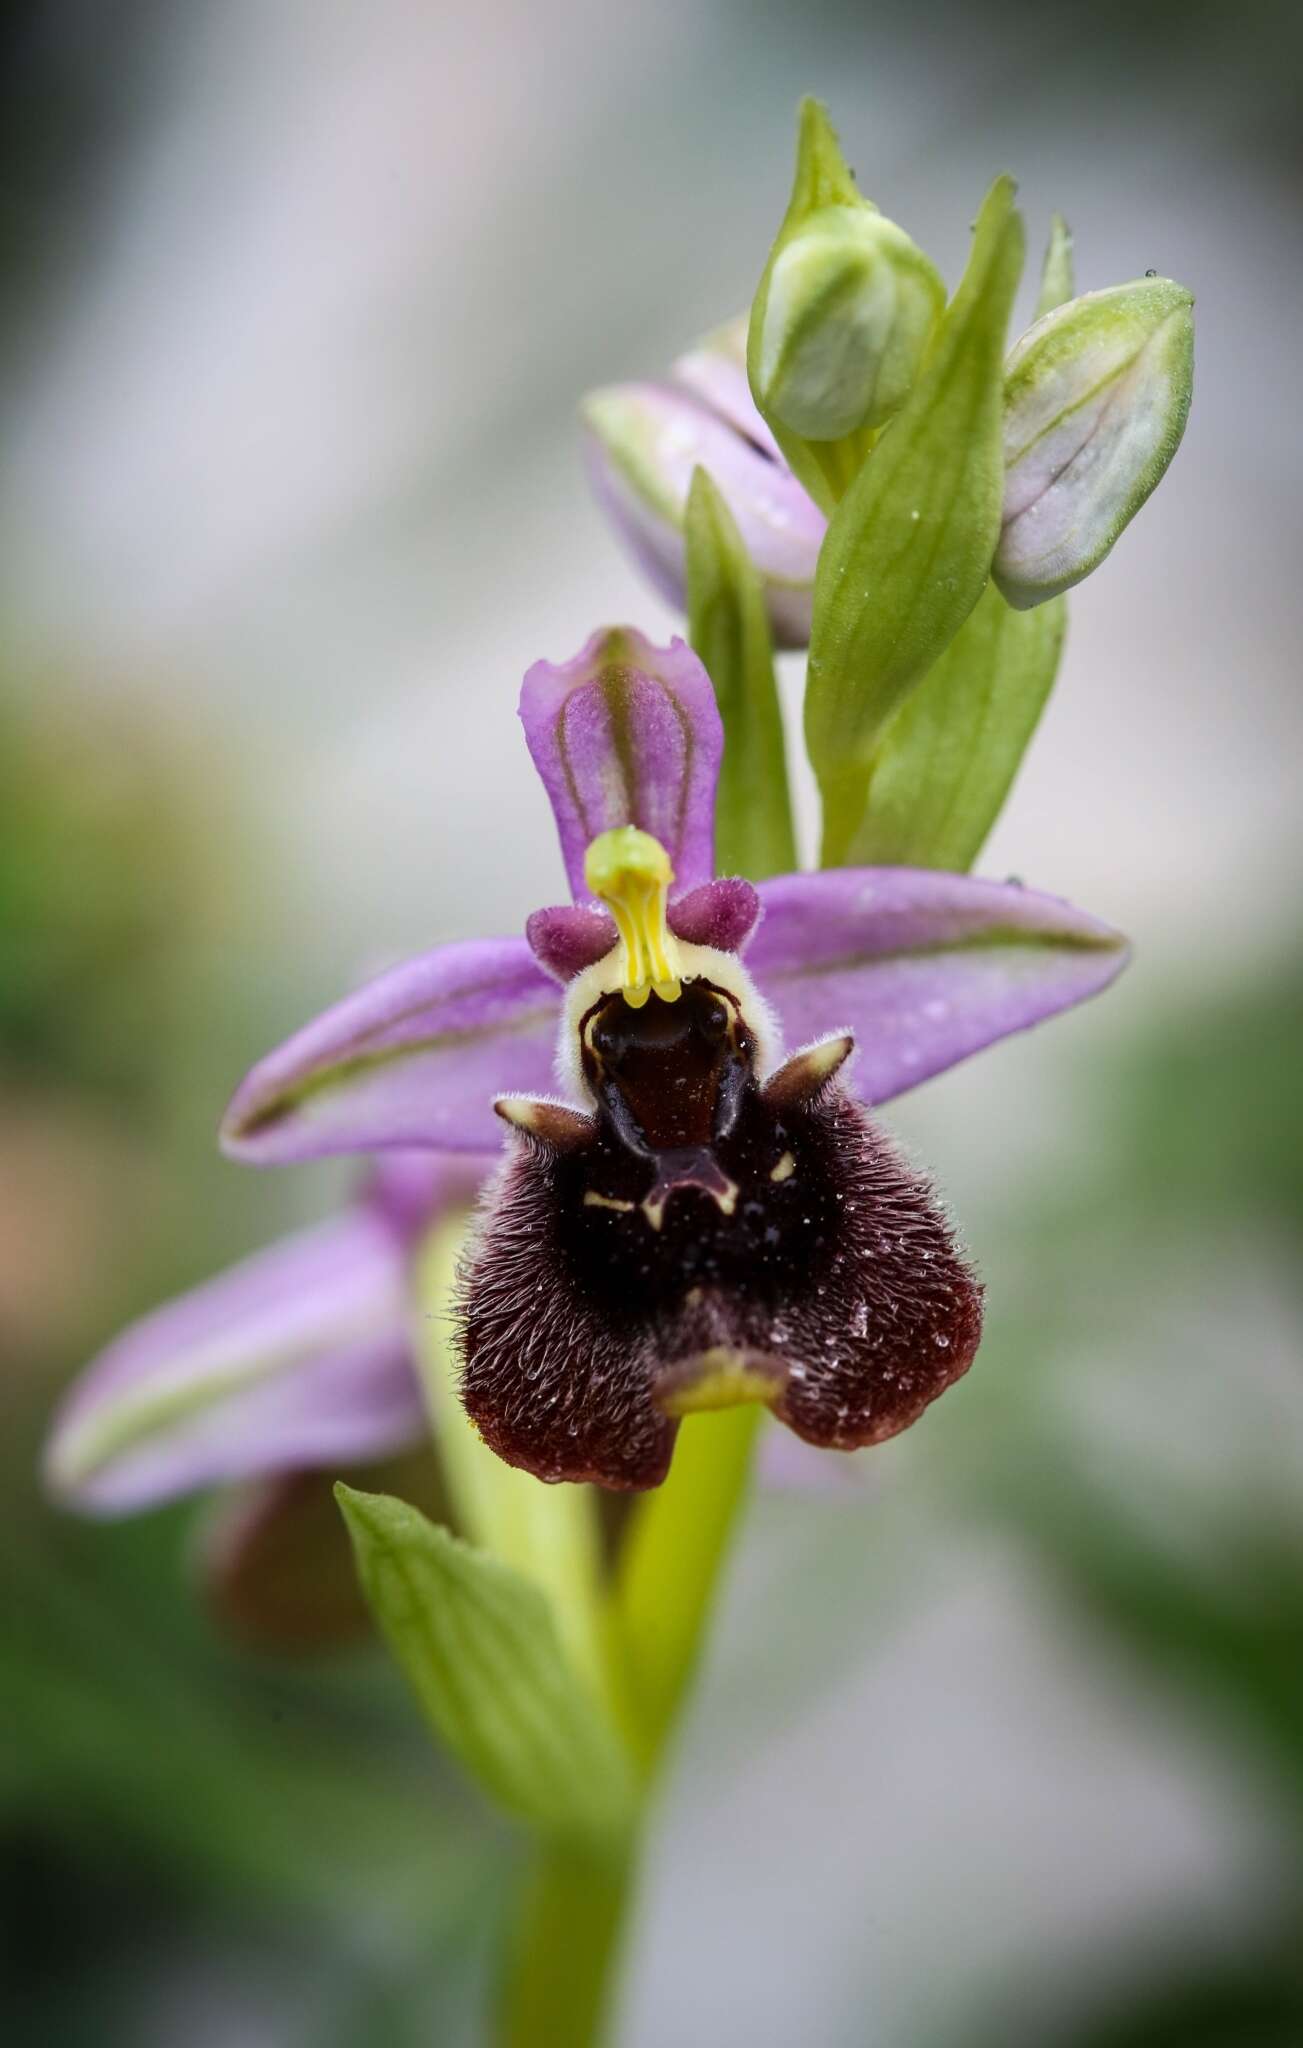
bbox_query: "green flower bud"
[994,276,1194,609]
[754,204,945,443]
[747,99,944,512]
[803,175,1025,862]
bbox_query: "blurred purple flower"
[582,318,826,646]
[44,1150,489,1516]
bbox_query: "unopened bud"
[746,99,945,510]
[753,205,944,443]
[994,276,1193,609]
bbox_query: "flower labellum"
[994,276,1194,609]
[462,820,983,1489]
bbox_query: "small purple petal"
[748,868,1128,1102]
[581,383,823,648]
[222,938,560,1163]
[44,1209,425,1514]
[526,903,618,983]
[667,877,761,953]
[520,628,722,900]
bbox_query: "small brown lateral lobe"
[458,982,982,1489]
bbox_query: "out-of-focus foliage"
[916,958,1303,2048]
[0,688,204,1097]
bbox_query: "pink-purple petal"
[44,1209,423,1515]
[221,938,560,1163]
[748,868,1128,1102]
[526,903,618,983]
[519,628,723,900]
[581,384,823,649]
[667,876,762,952]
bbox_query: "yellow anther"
[584,826,683,1007]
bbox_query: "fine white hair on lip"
[554,940,783,1105]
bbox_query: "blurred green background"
[2,2,1300,2042]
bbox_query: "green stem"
[499,1837,636,2048]
[496,1408,764,2045]
[816,757,873,868]
[610,1406,764,1775]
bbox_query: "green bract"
[747,99,943,511]
[336,1486,635,1846]
[804,174,1025,864]
[1035,211,1075,319]
[847,583,1066,871]
[684,465,796,881]
[995,276,1194,610]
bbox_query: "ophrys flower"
[217,627,1127,1489]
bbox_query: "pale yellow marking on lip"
[583,1190,635,1214]
[656,1347,785,1417]
[641,1175,738,1232]
[770,1151,796,1183]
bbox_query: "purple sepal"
[221,937,560,1163]
[44,1209,424,1515]
[748,868,1128,1102]
[667,877,762,953]
[519,628,723,901]
[526,903,618,983]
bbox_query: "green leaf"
[746,98,943,511]
[804,176,1026,863]
[846,581,1066,870]
[685,466,797,880]
[336,1485,636,1845]
[1034,210,1075,319]
[409,1216,608,1701]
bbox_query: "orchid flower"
[189,626,1124,1494]
[48,628,1124,1512]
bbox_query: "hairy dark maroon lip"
[458,995,982,1492]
